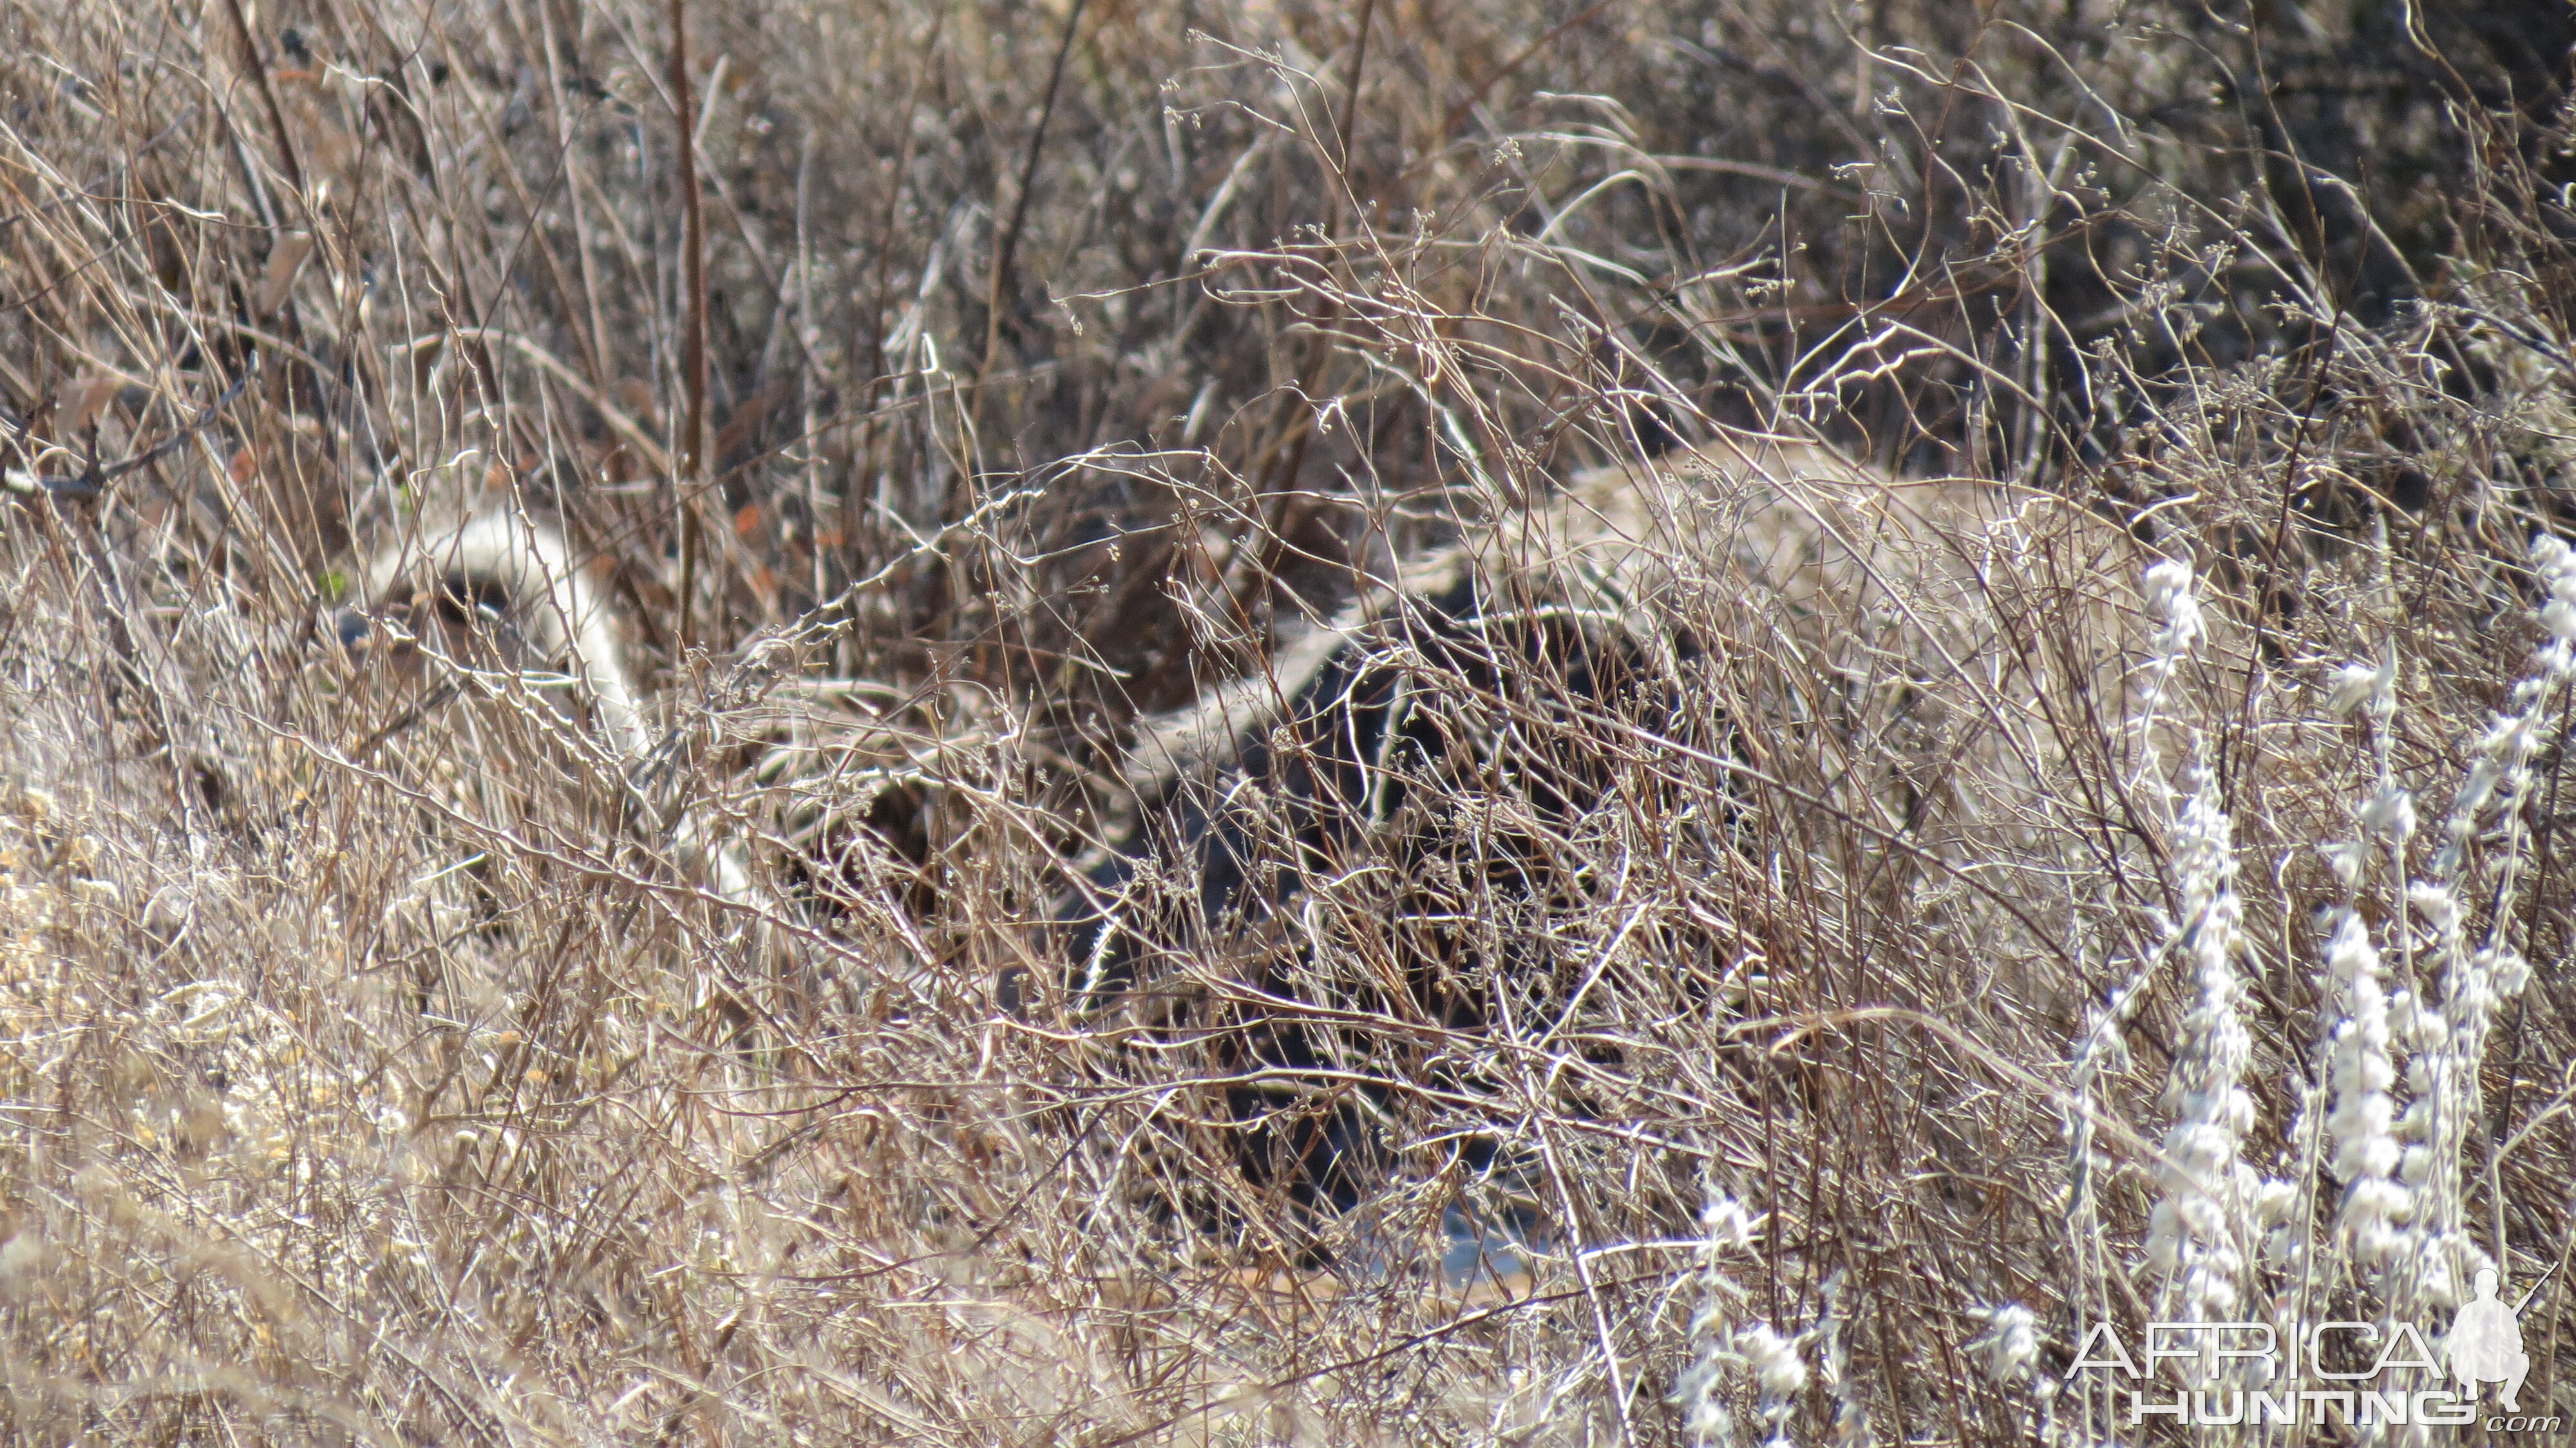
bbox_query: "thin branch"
[977,0,1092,399]
[672,0,711,653]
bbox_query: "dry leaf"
[53,374,120,435]
[256,233,316,318]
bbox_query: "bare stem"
[672,0,710,653]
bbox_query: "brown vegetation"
[2,0,2575,1441]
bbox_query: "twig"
[672,0,710,652]
[217,0,306,210]
[865,11,950,402]
[10,368,253,499]
[1223,2,1385,640]
[977,0,1092,399]
[1438,0,1621,138]
[1334,0,1378,164]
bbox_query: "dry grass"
[2,0,2575,1442]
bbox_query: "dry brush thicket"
[1,0,2575,1442]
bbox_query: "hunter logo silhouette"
[2449,1268,2538,1411]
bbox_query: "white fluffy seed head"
[1967,1303,2040,1384]
[2141,764,2260,1329]
[1736,1322,1810,1403]
[2325,662,2379,716]
[2358,784,2416,841]
[2316,910,2413,1268]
